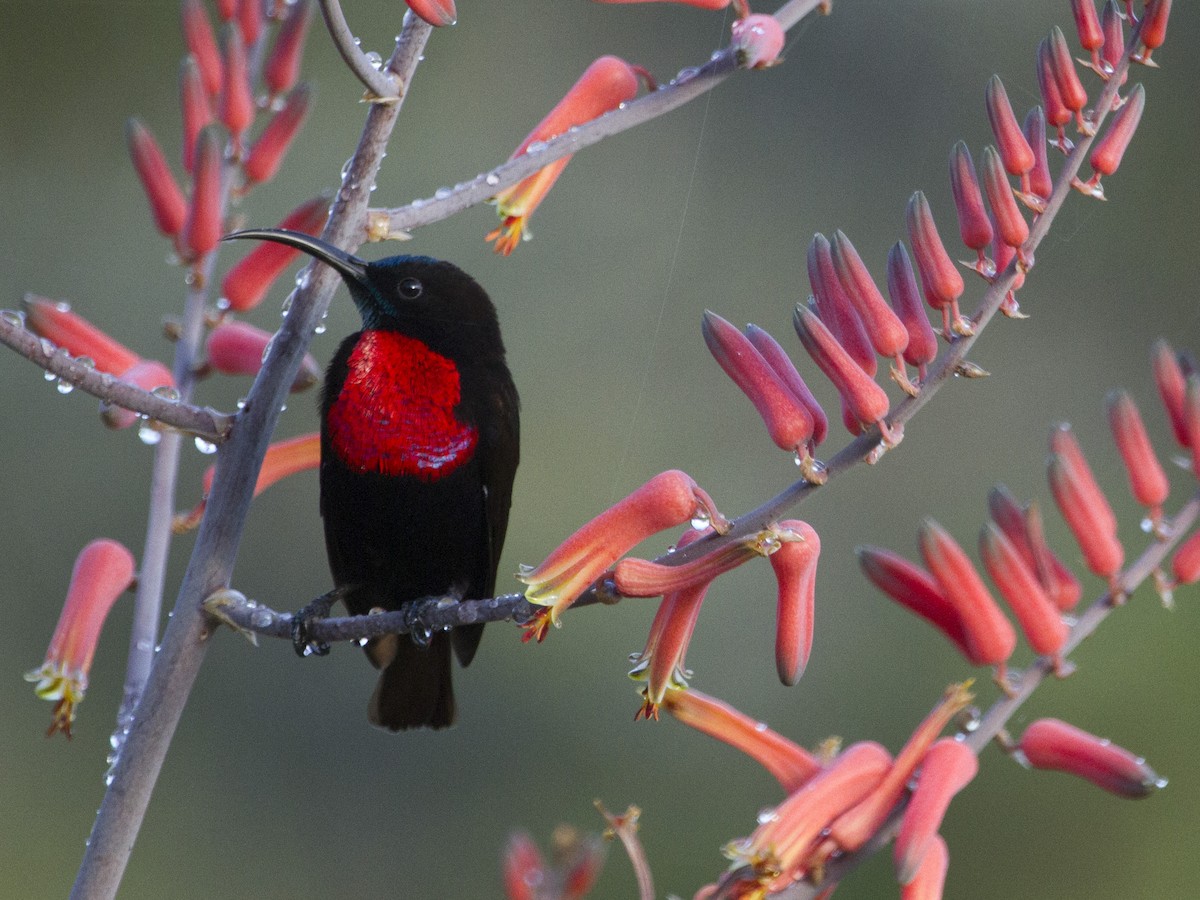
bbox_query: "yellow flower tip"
[486,216,526,256]
[24,662,86,739]
[521,605,557,643]
[173,503,206,534]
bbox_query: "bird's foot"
[292,589,340,658]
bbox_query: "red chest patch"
[327,330,478,478]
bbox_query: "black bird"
[225,229,519,730]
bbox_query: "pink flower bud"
[918,518,1016,672]
[807,233,876,375]
[987,208,1025,317]
[894,739,977,885]
[1048,26,1092,130]
[101,359,178,430]
[985,75,1035,180]
[901,834,948,900]
[1020,106,1054,209]
[220,194,331,311]
[769,520,820,685]
[1106,388,1169,517]
[905,191,969,338]
[1074,83,1145,199]
[1171,529,1200,586]
[592,0,732,7]
[702,311,816,456]
[519,470,726,638]
[264,0,312,98]
[1135,0,1172,64]
[21,296,141,374]
[1101,0,1127,77]
[1036,38,1075,152]
[180,56,214,174]
[857,545,972,658]
[25,539,136,737]
[182,0,223,97]
[731,14,785,69]
[243,83,313,186]
[663,688,822,793]
[182,125,225,260]
[980,146,1029,256]
[1049,423,1119,534]
[406,0,457,26]
[793,304,891,437]
[237,0,264,46]
[1187,377,1200,479]
[980,522,1070,660]
[502,832,544,900]
[127,118,188,238]
[987,486,1082,612]
[886,242,938,378]
[1071,0,1105,58]
[220,25,254,143]
[948,142,994,274]
[205,320,321,391]
[830,231,911,390]
[1018,718,1162,798]
[1047,455,1124,583]
[215,0,236,20]
[489,57,646,254]
[1152,338,1191,448]
[744,324,828,449]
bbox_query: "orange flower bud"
[489,57,645,254]
[220,25,254,143]
[886,242,938,379]
[616,534,764,598]
[174,432,321,532]
[948,141,994,275]
[1049,424,1119,534]
[985,76,1035,182]
[807,234,876,375]
[731,14,785,69]
[127,118,188,238]
[1135,0,1172,64]
[663,688,822,793]
[918,519,1016,672]
[1047,26,1092,133]
[182,125,225,260]
[1036,38,1075,152]
[1071,0,1105,60]
[702,311,816,456]
[215,0,236,21]
[25,539,136,737]
[264,0,312,98]
[1100,0,1127,77]
[768,521,820,686]
[901,834,948,900]
[857,545,972,658]
[180,56,214,174]
[502,832,545,900]
[21,296,141,374]
[406,0,457,26]
[1047,453,1124,583]
[980,146,1029,256]
[220,194,331,311]
[904,192,969,338]
[101,359,179,430]
[182,0,223,97]
[1018,106,1054,211]
[237,0,263,46]
[205,320,321,392]
[519,470,726,638]
[1171,529,1200,586]
[744,324,828,449]
[1074,83,1145,199]
[243,83,313,186]
[987,486,1082,612]
[831,231,911,389]
[792,305,892,438]
[980,522,1070,660]
[1151,338,1191,449]
[1018,718,1163,798]
[1106,388,1169,517]
[894,739,977,885]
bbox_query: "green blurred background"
[2,1,1198,897]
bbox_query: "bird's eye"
[397,277,423,300]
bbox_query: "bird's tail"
[366,632,455,731]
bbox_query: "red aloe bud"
[769,521,820,686]
[614,537,759,598]
[1106,388,1169,516]
[264,0,312,98]
[895,739,977,885]
[1152,338,1191,448]
[857,545,972,657]
[918,518,1016,672]
[1047,454,1124,582]
[127,119,188,238]
[406,0,457,26]
[21,296,141,374]
[948,141,994,274]
[180,56,213,174]
[986,208,1025,317]
[1019,106,1054,210]
[1036,38,1075,152]
[886,242,938,377]
[1048,25,1092,134]
[503,832,545,900]
[980,146,1029,255]
[1071,0,1105,56]
[243,83,312,186]
[237,0,263,46]
[215,0,236,20]
[904,191,968,337]
[901,834,948,900]
[1023,500,1084,612]
[1075,83,1145,199]
[830,231,910,376]
[731,14,786,69]
[182,0,223,97]
[744,324,828,448]
[1187,378,1200,477]
[793,304,892,437]
[702,311,816,455]
[1101,0,1127,76]
[1019,718,1163,798]
[1171,529,1200,586]
[1136,0,1172,64]
[220,25,254,143]
[182,125,224,260]
[220,194,330,311]
[1049,424,1119,534]
[985,75,1035,180]
[205,320,321,392]
[980,522,1070,660]
[102,359,178,430]
[807,233,877,375]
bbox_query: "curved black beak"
[223,228,369,285]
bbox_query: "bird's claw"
[292,592,337,658]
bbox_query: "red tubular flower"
[948,141,994,276]
[1135,0,1172,65]
[1047,456,1124,584]
[237,0,263,46]
[980,146,1029,258]
[731,14,786,69]
[985,76,1035,189]
[174,432,321,532]
[1106,388,1169,519]
[729,742,891,892]
[986,486,1082,613]
[979,522,1070,663]
[744,324,829,450]
[856,545,972,658]
[1036,38,1075,153]
[886,242,938,380]
[488,57,645,255]
[592,0,733,7]
[792,305,894,444]
[101,359,179,430]
[1050,424,1119,534]
[1074,83,1145,200]
[180,56,213,174]
[406,0,458,26]
[1171,529,1200,586]
[901,834,948,900]
[1047,26,1093,134]
[243,83,313,186]
[829,683,974,854]
[807,233,876,375]
[182,0,223,97]
[1018,718,1163,798]
[220,194,331,311]
[830,230,913,393]
[1187,378,1200,478]
[702,311,816,459]
[663,688,821,792]
[918,518,1016,676]
[894,739,978,885]
[205,320,321,392]
[220,25,254,145]
[22,296,141,374]
[615,532,765,598]
[127,118,188,238]
[25,539,136,737]
[502,832,545,900]
[769,520,820,686]
[1019,106,1054,211]
[264,0,312,99]
[1071,0,1105,72]
[904,191,968,339]
[1101,0,1127,78]
[182,125,225,260]
[519,470,726,638]
[1151,338,1191,448]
